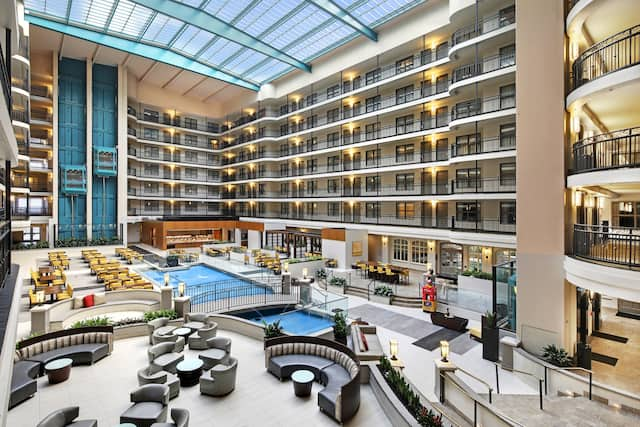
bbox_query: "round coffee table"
[176,359,204,387]
[291,369,314,397]
[172,327,192,338]
[44,358,73,384]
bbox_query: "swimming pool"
[236,307,334,335]
[141,264,272,302]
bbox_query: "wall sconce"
[569,40,580,61]
[283,262,289,273]
[164,273,170,286]
[178,282,185,297]
[571,115,581,134]
[573,190,583,207]
[302,268,308,278]
[381,236,388,245]
[390,339,399,360]
[440,340,450,362]
[597,197,605,209]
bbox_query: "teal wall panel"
[92,64,118,240]
[58,58,87,241]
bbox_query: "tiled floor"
[590,307,640,394]
[7,330,392,427]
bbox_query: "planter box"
[369,365,419,427]
[482,315,499,362]
[370,294,391,305]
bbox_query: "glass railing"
[493,260,516,332]
[570,126,640,173]
[451,51,515,84]
[451,94,515,121]
[571,25,640,91]
[451,7,515,46]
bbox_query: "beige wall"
[515,0,570,353]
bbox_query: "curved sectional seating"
[264,336,360,423]
[11,327,113,407]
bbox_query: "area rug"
[591,352,618,366]
[412,328,465,351]
[348,304,441,339]
[592,331,628,343]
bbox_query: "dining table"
[42,284,63,302]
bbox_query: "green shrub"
[379,356,443,427]
[542,344,572,367]
[374,285,393,297]
[263,320,284,339]
[143,309,178,322]
[70,316,111,328]
[329,276,347,287]
[461,269,493,280]
[332,312,349,340]
[316,268,328,279]
[112,317,145,327]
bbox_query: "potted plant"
[371,285,393,304]
[166,254,179,267]
[333,312,349,345]
[316,268,328,286]
[542,344,573,367]
[263,320,284,342]
[481,310,499,362]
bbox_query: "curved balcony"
[573,223,640,269]
[570,126,640,174]
[450,6,515,51]
[570,25,640,92]
[450,94,516,126]
[450,51,516,90]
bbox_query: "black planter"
[576,342,592,370]
[481,316,499,362]
[334,334,347,346]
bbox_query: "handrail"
[455,366,495,403]
[543,365,593,400]
[500,364,546,410]
[570,126,640,173]
[439,371,524,427]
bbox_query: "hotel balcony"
[450,93,516,126]
[573,224,640,268]
[11,206,51,219]
[128,147,221,167]
[450,5,515,50]
[127,186,221,200]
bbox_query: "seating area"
[29,264,74,307]
[167,249,200,263]
[115,247,144,264]
[10,327,113,408]
[36,406,97,427]
[264,336,361,423]
[84,249,153,291]
[254,251,282,274]
[354,261,410,284]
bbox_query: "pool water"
[239,308,334,335]
[141,264,271,302]
[142,264,239,287]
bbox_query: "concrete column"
[117,65,128,245]
[515,0,568,353]
[174,296,191,318]
[85,60,93,241]
[160,287,173,310]
[30,305,50,335]
[51,52,58,247]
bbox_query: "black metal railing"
[571,25,640,90]
[570,126,640,173]
[451,94,516,121]
[451,51,516,84]
[451,7,515,46]
[0,39,10,112]
[573,224,640,268]
[180,279,296,313]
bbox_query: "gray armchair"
[183,312,207,331]
[120,384,169,427]
[198,336,231,369]
[200,357,238,397]
[138,365,180,399]
[152,329,186,351]
[148,342,184,374]
[147,317,176,344]
[151,408,190,427]
[36,406,97,427]
[187,322,218,350]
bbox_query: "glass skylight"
[25,0,426,88]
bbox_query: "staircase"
[391,295,422,308]
[343,284,369,299]
[489,394,640,427]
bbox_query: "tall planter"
[481,315,499,362]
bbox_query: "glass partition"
[493,260,517,332]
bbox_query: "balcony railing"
[451,177,516,194]
[129,128,215,151]
[11,109,28,123]
[223,46,450,132]
[0,40,10,112]
[128,187,221,200]
[451,51,516,84]
[451,7,516,46]
[245,211,515,233]
[574,223,640,268]
[128,106,220,134]
[12,175,28,187]
[31,85,52,98]
[570,126,640,173]
[451,94,516,121]
[571,25,640,91]
[127,206,223,217]
[281,84,449,137]
[451,136,516,157]
[31,110,52,122]
[11,206,51,218]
